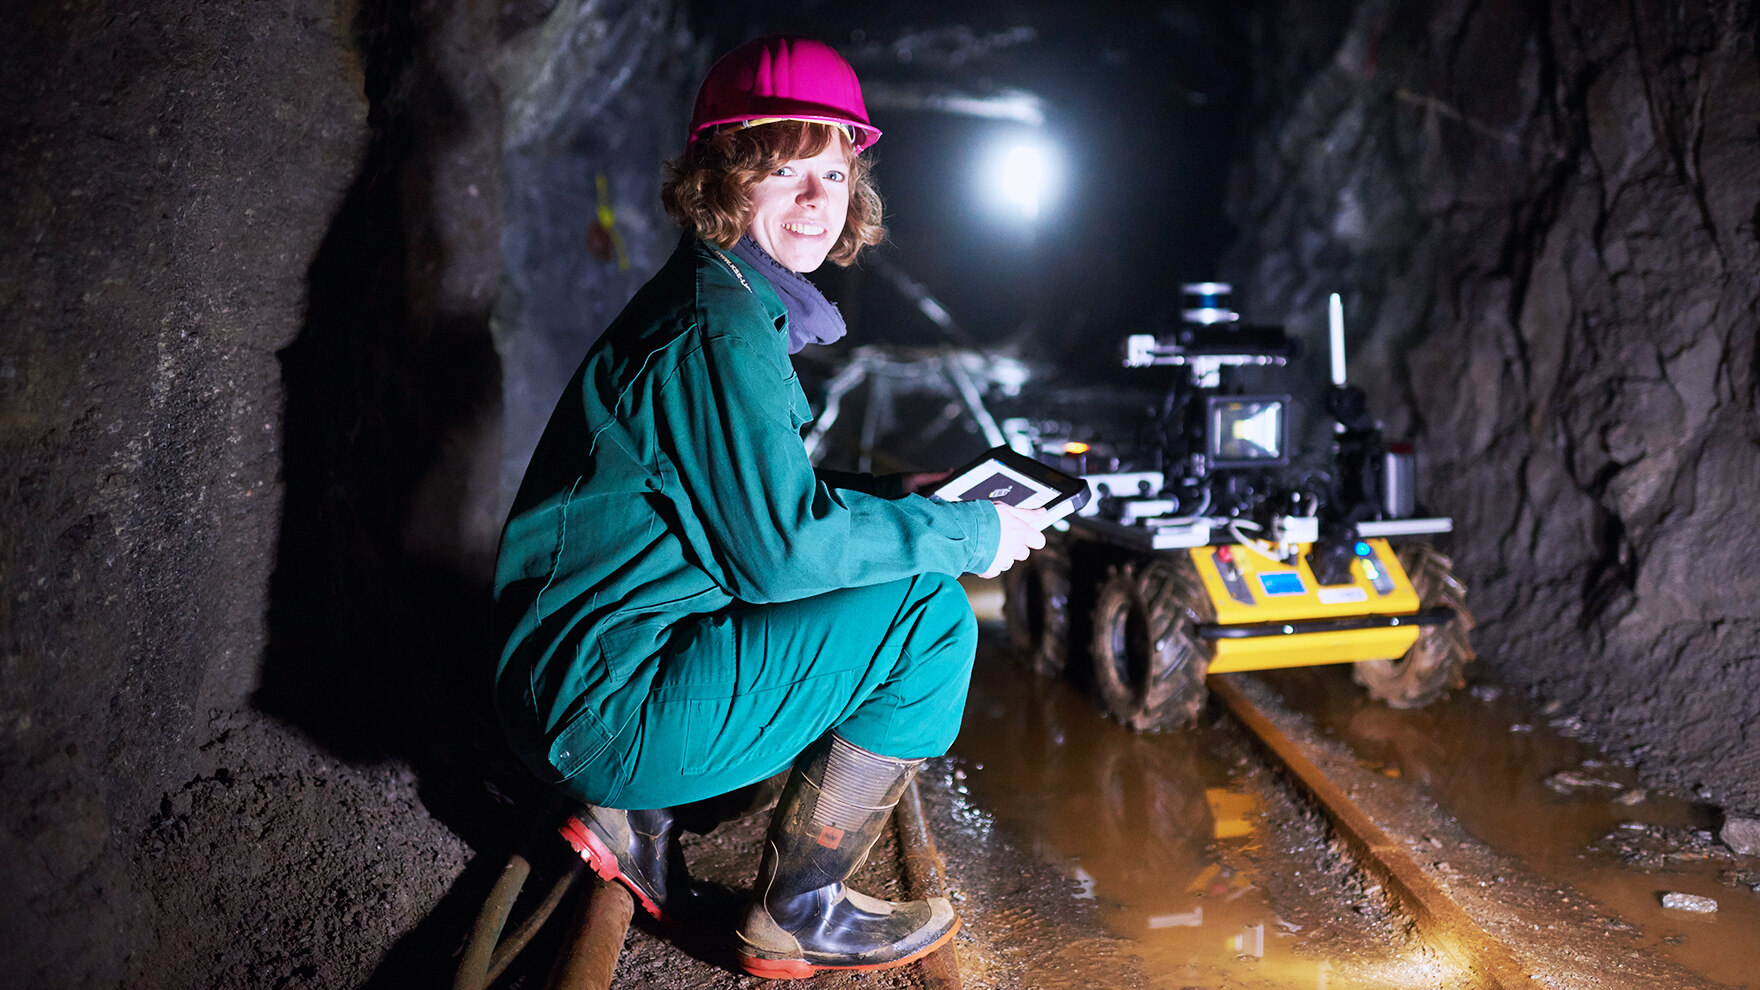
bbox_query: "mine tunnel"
[3,0,1758,987]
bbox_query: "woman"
[493,35,1046,978]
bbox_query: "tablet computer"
[932,445,1091,527]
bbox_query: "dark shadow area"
[257,1,556,980]
[360,808,577,990]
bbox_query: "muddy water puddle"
[950,634,1442,987]
[1256,664,1760,989]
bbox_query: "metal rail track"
[894,778,963,989]
[1207,675,1531,990]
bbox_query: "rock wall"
[492,0,702,518]
[0,1,369,983]
[0,0,697,987]
[1223,0,1760,812]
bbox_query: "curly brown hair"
[661,120,884,267]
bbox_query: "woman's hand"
[980,503,1049,578]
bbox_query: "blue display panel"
[1258,571,1306,597]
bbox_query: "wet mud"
[951,636,1438,989]
[1257,664,1760,989]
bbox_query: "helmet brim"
[689,115,881,153]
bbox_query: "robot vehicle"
[1000,285,1475,730]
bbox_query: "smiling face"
[743,136,853,273]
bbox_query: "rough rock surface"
[0,1,370,985]
[1,1,697,988]
[1222,0,1760,814]
[1724,817,1760,856]
[493,1,702,514]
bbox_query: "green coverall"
[494,237,1002,810]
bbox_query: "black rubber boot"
[559,805,695,926]
[736,733,960,979]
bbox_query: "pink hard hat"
[688,35,881,152]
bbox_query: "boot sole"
[736,916,960,980]
[557,817,673,926]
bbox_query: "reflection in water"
[953,638,1448,989]
[953,578,1760,988]
[1260,664,1760,989]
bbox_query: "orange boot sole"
[557,816,675,927]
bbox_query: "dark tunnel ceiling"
[687,1,1255,369]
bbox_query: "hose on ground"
[454,795,588,990]
[453,854,532,990]
[486,861,584,985]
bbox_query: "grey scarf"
[729,235,848,353]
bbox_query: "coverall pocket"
[680,697,739,776]
[541,623,651,782]
[674,675,843,780]
[674,680,802,778]
[546,707,612,782]
[784,374,812,433]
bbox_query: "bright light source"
[983,138,1059,221]
[1001,145,1046,216]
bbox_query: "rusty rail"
[545,878,634,990]
[1208,675,1531,990]
[895,778,962,989]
